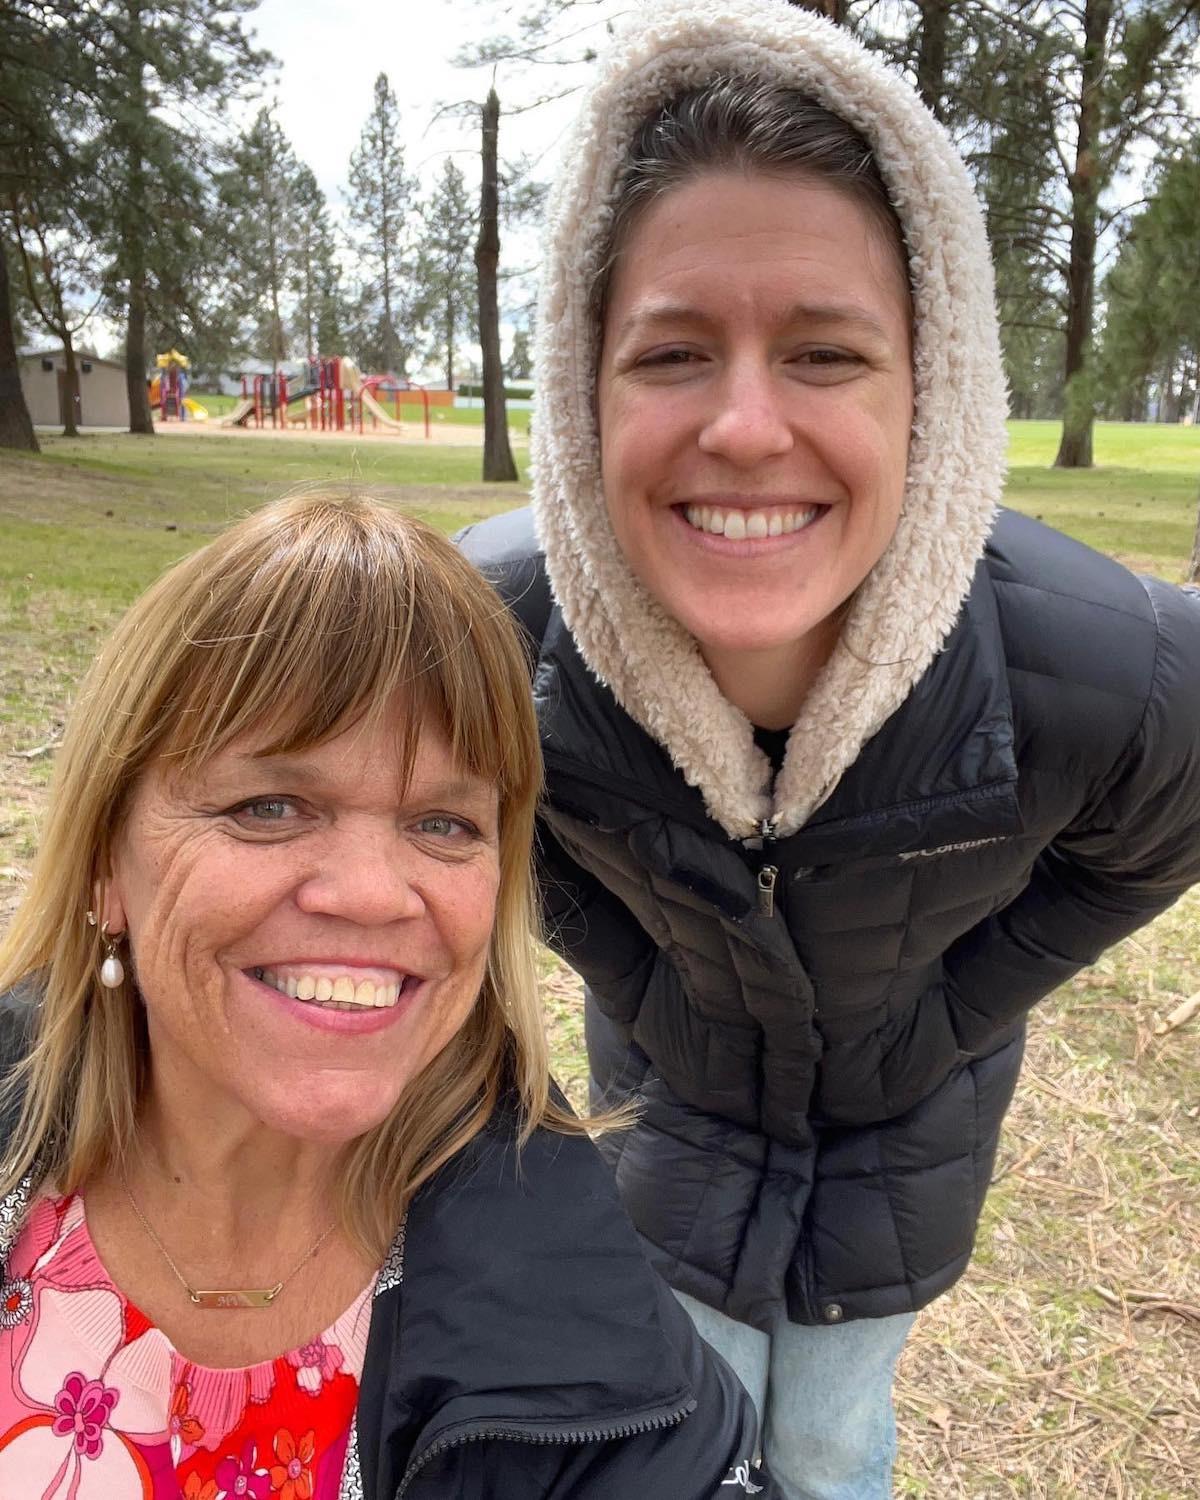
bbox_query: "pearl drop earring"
[98,921,126,989]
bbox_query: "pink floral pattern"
[215,1437,271,1498]
[0,1194,372,1499]
[52,1372,119,1458]
[287,1337,343,1396]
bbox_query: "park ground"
[1,418,1198,1498]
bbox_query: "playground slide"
[360,388,406,433]
[218,397,256,427]
[183,398,209,422]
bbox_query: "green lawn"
[2,416,1198,1496]
[1003,420,1199,577]
[187,391,533,432]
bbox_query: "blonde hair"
[0,491,577,1256]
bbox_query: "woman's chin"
[242,1077,404,1149]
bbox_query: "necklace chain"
[121,1169,338,1309]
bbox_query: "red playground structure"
[220,356,431,438]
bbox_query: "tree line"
[0,1,528,477]
[471,0,1200,473]
[2,0,1198,487]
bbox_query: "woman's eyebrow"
[615,299,892,340]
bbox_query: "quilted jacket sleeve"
[537,821,659,1001]
[942,578,1200,1041]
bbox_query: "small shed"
[18,349,129,428]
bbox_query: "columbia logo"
[898,836,1008,862]
[721,1460,764,1493]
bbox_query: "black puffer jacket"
[0,996,773,1498]
[461,504,1200,1331]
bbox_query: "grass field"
[190,389,534,432]
[1,419,1198,1496]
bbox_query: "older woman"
[0,494,771,1499]
[460,1,1200,1495]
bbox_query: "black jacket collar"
[355,1108,695,1496]
[537,549,1022,866]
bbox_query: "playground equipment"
[150,349,208,422]
[219,356,431,437]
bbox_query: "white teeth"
[684,505,820,538]
[258,968,405,1010]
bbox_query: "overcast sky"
[244,0,627,206]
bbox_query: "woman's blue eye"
[420,815,464,837]
[233,798,295,822]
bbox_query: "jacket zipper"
[757,818,779,917]
[394,1399,696,1496]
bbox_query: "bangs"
[113,495,537,819]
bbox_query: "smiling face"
[597,169,914,714]
[102,712,500,1146]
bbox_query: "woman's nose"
[697,366,795,467]
[293,832,427,925]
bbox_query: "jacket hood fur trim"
[530,0,1008,840]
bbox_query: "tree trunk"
[445,293,455,393]
[784,0,844,19]
[125,264,153,434]
[61,334,80,438]
[123,4,154,436]
[1054,0,1109,469]
[915,0,951,119]
[475,89,517,483]
[0,243,39,451]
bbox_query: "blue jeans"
[675,1292,915,1500]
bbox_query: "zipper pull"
[757,864,778,918]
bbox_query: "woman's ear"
[95,873,128,938]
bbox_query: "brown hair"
[0,491,578,1256]
[594,75,910,327]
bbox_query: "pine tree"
[89,1,269,433]
[2,5,105,440]
[414,161,476,391]
[290,167,346,357]
[1097,145,1200,424]
[0,1,93,448]
[348,73,417,377]
[221,110,305,368]
[850,1,1200,465]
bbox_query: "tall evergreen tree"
[290,166,346,357]
[2,8,105,440]
[414,161,476,391]
[1097,144,1200,424]
[89,1,269,433]
[348,73,417,376]
[0,1,91,448]
[220,109,305,368]
[851,1,1200,465]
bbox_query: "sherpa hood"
[530,0,1008,841]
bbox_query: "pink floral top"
[0,1194,373,1500]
